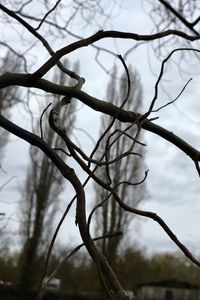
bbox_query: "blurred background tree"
[93,65,147,267]
[18,59,78,289]
[0,51,21,166]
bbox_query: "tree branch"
[158,0,199,35]
[31,29,200,79]
[0,72,199,163]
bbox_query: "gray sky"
[0,1,200,257]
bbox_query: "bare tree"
[0,51,21,163]
[94,65,146,266]
[18,59,78,288]
[0,1,200,300]
[0,51,21,219]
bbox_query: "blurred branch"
[158,0,199,35]
[0,176,16,192]
[0,41,28,72]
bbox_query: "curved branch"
[32,29,200,79]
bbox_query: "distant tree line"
[0,246,200,296]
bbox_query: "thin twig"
[152,78,193,112]
[40,103,52,140]
[35,0,62,31]
[114,169,149,188]
[53,147,71,157]
[140,48,200,121]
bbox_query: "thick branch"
[32,29,200,79]
[0,72,199,163]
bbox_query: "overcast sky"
[1,1,200,258]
